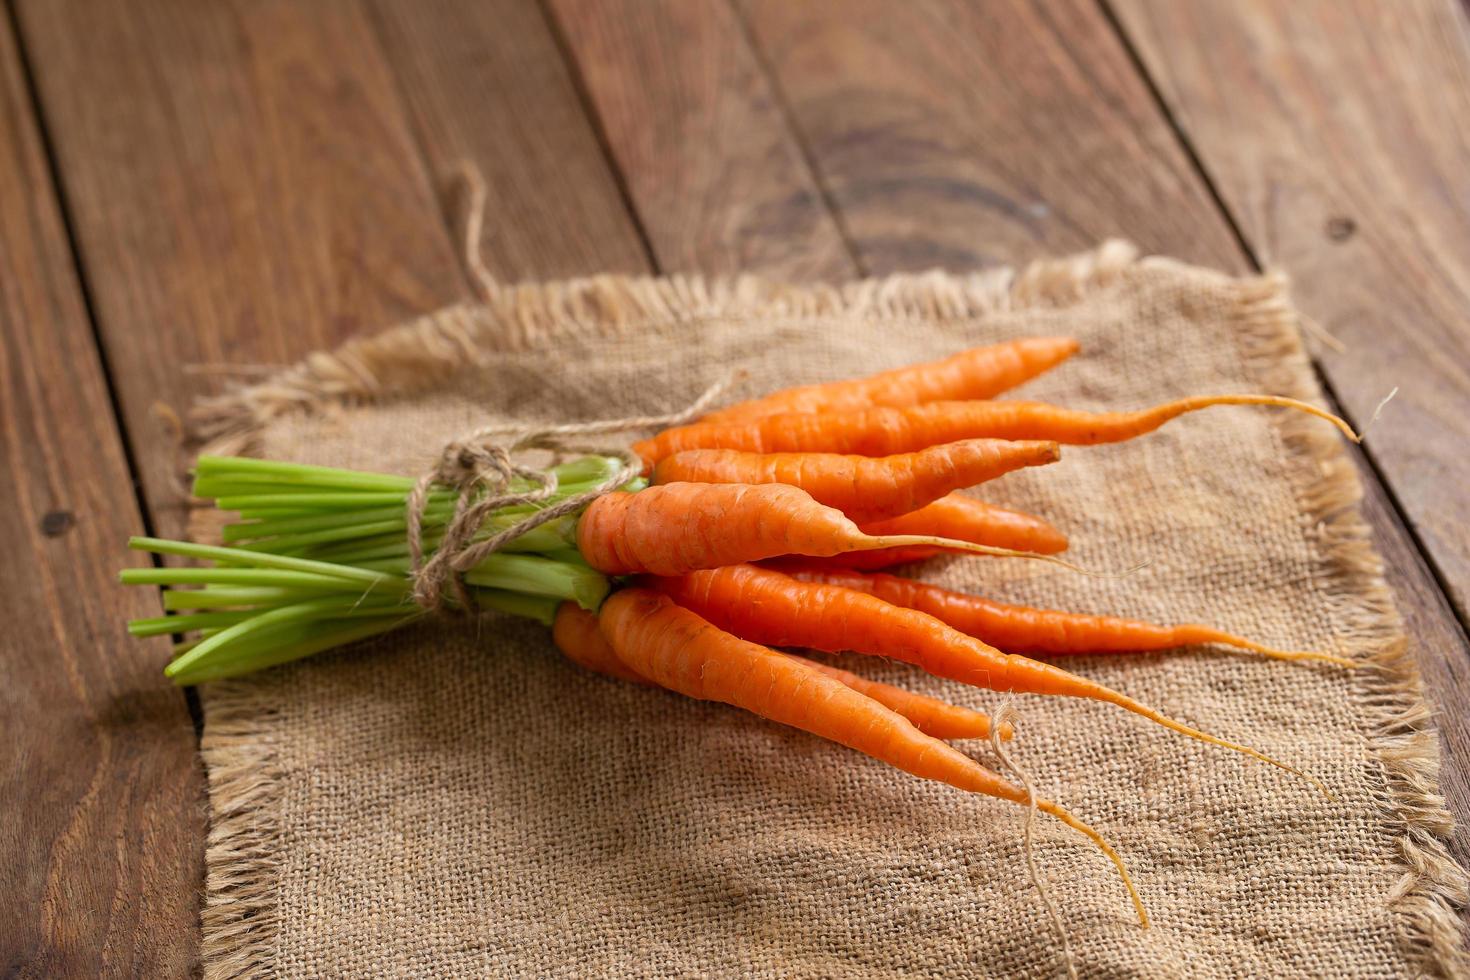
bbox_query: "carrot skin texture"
[651,439,1060,523]
[553,602,653,685]
[779,652,1012,741]
[781,567,1335,662]
[597,589,1030,801]
[700,337,1080,424]
[635,395,1355,464]
[764,496,1066,571]
[576,482,1049,577]
[770,493,1070,570]
[786,546,945,571]
[655,564,1083,695]
[556,601,1006,738]
[576,483,868,575]
[860,495,1069,555]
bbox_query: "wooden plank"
[737,0,1470,868]
[368,0,651,280]
[0,14,201,976]
[1109,0,1470,622]
[547,0,851,279]
[14,0,469,541]
[738,0,1242,270]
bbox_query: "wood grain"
[368,0,651,281]
[738,0,1241,271]
[1109,0,1470,623]
[0,14,201,977]
[736,0,1470,869]
[14,0,468,541]
[548,0,851,279]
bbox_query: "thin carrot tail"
[1038,800,1149,929]
[1183,627,1358,669]
[1114,694,1333,799]
[858,534,1128,579]
[1149,395,1359,443]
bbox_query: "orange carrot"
[861,495,1069,554]
[780,545,946,571]
[576,482,1076,577]
[652,565,1317,782]
[701,337,1081,424]
[773,497,1068,570]
[556,602,1012,740]
[781,651,1013,742]
[635,395,1358,464]
[650,439,1060,523]
[778,567,1355,667]
[599,587,1146,925]
[553,601,652,685]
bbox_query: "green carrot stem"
[128,537,394,585]
[170,615,422,685]
[195,455,416,490]
[224,502,458,542]
[119,567,406,595]
[462,554,609,610]
[217,490,457,511]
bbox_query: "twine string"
[406,376,736,610]
[455,161,500,303]
[990,699,1078,980]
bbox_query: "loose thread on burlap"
[454,160,501,303]
[990,699,1078,980]
[405,375,737,611]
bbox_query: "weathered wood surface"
[548,0,849,279]
[3,0,1467,971]
[14,0,467,542]
[1111,0,1470,622]
[0,13,201,976]
[368,0,650,281]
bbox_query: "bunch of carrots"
[122,337,1360,926]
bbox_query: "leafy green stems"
[122,454,633,685]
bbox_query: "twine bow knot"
[405,376,737,611]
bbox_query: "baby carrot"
[860,495,1069,555]
[774,497,1068,570]
[555,602,1012,740]
[781,651,1013,741]
[650,440,1060,523]
[654,565,1318,782]
[552,601,651,685]
[779,567,1355,667]
[599,588,1146,926]
[701,337,1080,424]
[576,482,1078,577]
[635,395,1358,463]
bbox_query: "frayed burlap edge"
[198,682,281,980]
[190,240,1468,978]
[1219,267,1469,978]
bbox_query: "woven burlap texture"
[194,242,1466,979]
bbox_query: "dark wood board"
[734,0,1470,870]
[13,0,469,541]
[738,0,1242,271]
[1110,0,1470,623]
[547,0,851,279]
[368,0,651,282]
[0,13,201,977]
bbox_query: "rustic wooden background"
[2,0,1467,973]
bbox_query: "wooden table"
[3,1,1467,972]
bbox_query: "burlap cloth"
[192,242,1466,978]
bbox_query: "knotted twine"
[403,162,742,611]
[403,377,734,611]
